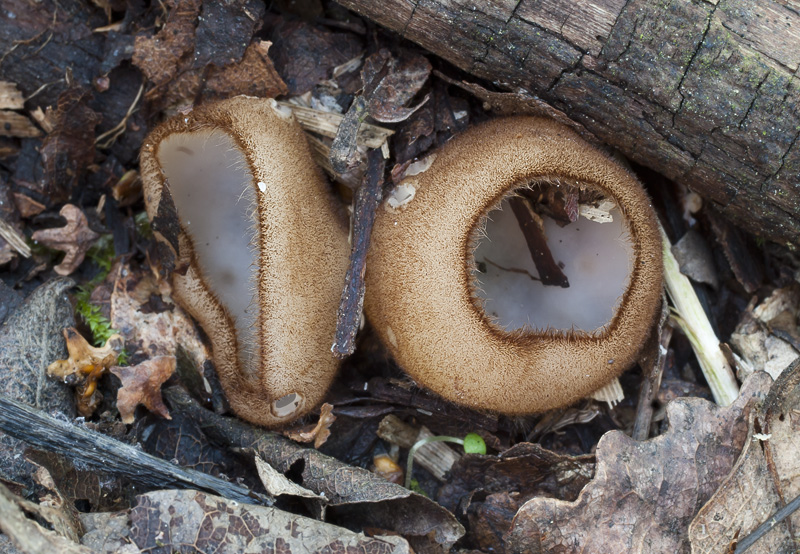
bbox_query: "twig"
[0,394,271,506]
[632,297,671,441]
[331,148,385,358]
[95,82,144,149]
[509,196,569,287]
[734,491,800,553]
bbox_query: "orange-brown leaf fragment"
[284,403,336,448]
[32,204,99,276]
[47,328,123,416]
[110,356,176,424]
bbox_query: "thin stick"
[332,148,384,358]
[0,394,271,506]
[734,491,800,553]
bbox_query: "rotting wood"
[0,394,272,507]
[336,0,800,245]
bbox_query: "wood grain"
[337,0,800,244]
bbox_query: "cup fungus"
[364,117,663,414]
[140,97,349,426]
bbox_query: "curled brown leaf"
[110,356,176,424]
[32,204,99,276]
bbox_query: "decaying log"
[337,0,800,245]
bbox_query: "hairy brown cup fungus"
[364,117,663,414]
[140,97,349,426]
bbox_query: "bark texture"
[337,0,800,244]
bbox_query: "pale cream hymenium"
[364,117,663,414]
[140,97,349,427]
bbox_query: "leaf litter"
[1,1,799,553]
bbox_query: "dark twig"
[509,196,569,288]
[632,297,671,441]
[734,491,800,553]
[332,148,385,358]
[0,394,271,506]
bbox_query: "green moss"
[74,234,128,365]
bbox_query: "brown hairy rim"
[364,117,663,414]
[140,97,349,427]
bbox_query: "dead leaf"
[203,40,288,100]
[108,261,210,371]
[731,284,800,380]
[254,456,326,502]
[12,192,46,218]
[268,17,362,95]
[165,386,465,550]
[79,490,411,553]
[689,359,800,552]
[32,204,100,276]
[437,442,594,552]
[283,402,336,448]
[110,356,175,424]
[505,372,773,554]
[47,328,123,417]
[132,0,201,90]
[38,86,102,204]
[134,0,268,111]
[363,49,432,123]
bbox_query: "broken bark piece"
[377,415,461,482]
[0,82,24,110]
[509,196,569,288]
[39,86,102,204]
[31,204,100,276]
[0,111,42,138]
[707,209,764,294]
[329,94,368,174]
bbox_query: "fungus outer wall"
[364,116,663,415]
[140,97,349,426]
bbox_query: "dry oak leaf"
[505,372,773,554]
[689,358,800,553]
[32,204,100,276]
[110,356,175,424]
[79,489,410,553]
[108,261,210,370]
[283,402,336,448]
[47,328,124,417]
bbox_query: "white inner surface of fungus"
[472,197,634,332]
[158,131,259,366]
